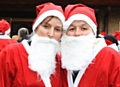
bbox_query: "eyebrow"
[69,24,75,27]
[41,22,49,25]
[42,22,62,29]
[70,23,87,27]
[55,26,63,29]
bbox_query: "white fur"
[64,14,97,35]
[108,43,119,52]
[118,41,120,53]
[28,34,59,78]
[33,10,65,31]
[61,33,96,71]
[0,35,10,39]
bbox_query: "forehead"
[43,16,60,23]
[70,20,90,26]
[42,16,63,26]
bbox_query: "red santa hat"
[104,35,118,46]
[98,31,107,37]
[64,4,98,35]
[112,31,120,41]
[32,2,65,31]
[0,19,11,35]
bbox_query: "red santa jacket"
[62,47,120,87]
[0,41,63,87]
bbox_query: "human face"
[66,20,94,36]
[35,17,63,41]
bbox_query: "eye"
[55,28,62,32]
[68,28,75,31]
[81,27,87,31]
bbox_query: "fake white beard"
[61,33,96,71]
[28,34,59,79]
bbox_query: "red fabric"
[36,2,54,15]
[0,43,63,87]
[0,19,10,34]
[33,2,64,25]
[105,39,113,45]
[112,31,120,41]
[63,47,120,87]
[64,4,98,26]
[100,32,107,36]
[0,39,17,52]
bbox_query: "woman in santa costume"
[0,19,17,52]
[0,2,65,87]
[61,3,120,87]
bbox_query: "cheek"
[82,30,93,36]
[54,33,62,41]
[36,28,47,36]
[66,31,74,36]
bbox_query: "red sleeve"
[112,67,120,87]
[0,46,15,87]
[0,50,5,87]
[109,50,120,87]
[109,56,120,87]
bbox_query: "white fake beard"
[28,34,59,79]
[61,33,95,71]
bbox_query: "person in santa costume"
[0,2,65,87]
[0,19,17,52]
[104,34,119,52]
[112,31,120,53]
[61,3,120,87]
[97,31,107,38]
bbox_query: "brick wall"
[99,8,120,35]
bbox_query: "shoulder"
[0,39,17,44]
[97,47,120,62]
[2,42,23,53]
[0,42,26,62]
[100,46,119,54]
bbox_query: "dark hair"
[18,27,29,37]
[35,16,55,31]
[41,16,54,25]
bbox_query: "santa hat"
[112,31,120,52]
[64,4,98,35]
[32,2,65,31]
[0,19,11,35]
[98,31,107,37]
[112,31,120,41]
[104,35,118,46]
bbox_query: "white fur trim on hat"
[64,14,97,35]
[32,10,65,31]
[98,34,104,37]
[5,28,10,35]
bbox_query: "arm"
[0,47,14,87]
[109,51,120,87]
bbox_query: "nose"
[75,28,82,36]
[48,28,54,38]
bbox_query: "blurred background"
[0,0,120,36]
